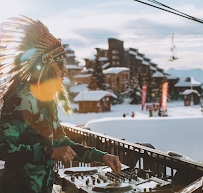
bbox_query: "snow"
[74,74,91,78]
[166,75,178,80]
[70,84,88,93]
[135,55,143,60]
[166,68,203,83]
[152,71,164,77]
[58,99,203,161]
[129,50,137,56]
[74,90,117,102]
[150,66,156,71]
[63,77,70,85]
[67,53,75,57]
[102,62,110,69]
[66,64,82,70]
[98,57,108,61]
[81,68,94,73]
[142,61,149,65]
[103,67,129,74]
[175,81,201,87]
[181,89,200,96]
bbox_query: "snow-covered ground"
[58,99,202,125]
[58,99,203,162]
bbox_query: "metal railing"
[60,123,203,186]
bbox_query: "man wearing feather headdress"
[0,16,121,193]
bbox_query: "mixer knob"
[81,173,84,179]
[92,179,95,185]
[146,173,150,180]
[71,175,75,182]
[97,178,101,183]
[144,188,147,192]
[129,177,131,182]
[103,178,107,183]
[86,179,89,186]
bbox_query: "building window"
[112,61,116,65]
[112,55,119,59]
[112,50,119,54]
[117,61,119,64]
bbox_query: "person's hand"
[50,146,77,162]
[102,154,121,175]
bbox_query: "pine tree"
[112,90,124,105]
[88,76,97,90]
[136,66,143,90]
[92,58,107,90]
[129,76,141,104]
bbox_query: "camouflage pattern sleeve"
[0,90,46,164]
[54,116,107,164]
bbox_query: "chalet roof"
[70,84,89,93]
[98,57,108,61]
[74,91,117,102]
[142,61,149,65]
[66,64,83,70]
[74,74,92,78]
[67,53,75,57]
[175,79,201,87]
[103,67,129,74]
[63,44,74,52]
[135,55,143,60]
[129,50,137,56]
[81,68,94,73]
[166,75,178,80]
[152,71,164,77]
[181,89,200,96]
[102,62,110,69]
[150,66,157,71]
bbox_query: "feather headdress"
[0,15,72,115]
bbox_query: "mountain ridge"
[165,68,203,83]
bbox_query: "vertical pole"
[191,80,193,105]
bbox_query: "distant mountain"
[166,68,203,83]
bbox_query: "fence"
[59,123,203,186]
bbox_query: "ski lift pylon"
[169,33,178,61]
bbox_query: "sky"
[0,0,203,70]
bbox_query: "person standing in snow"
[0,16,121,193]
[131,111,134,117]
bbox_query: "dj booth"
[53,124,203,193]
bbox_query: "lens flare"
[59,100,66,107]
[30,78,62,101]
[20,48,37,62]
[36,65,41,71]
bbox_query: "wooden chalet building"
[181,89,201,105]
[174,77,202,97]
[62,44,82,82]
[103,67,129,93]
[74,91,117,113]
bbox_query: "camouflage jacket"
[0,83,106,193]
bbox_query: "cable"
[133,0,203,24]
[147,0,203,23]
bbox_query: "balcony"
[54,123,203,192]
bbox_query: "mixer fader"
[55,164,173,193]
